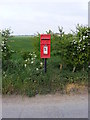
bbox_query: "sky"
[0,0,89,35]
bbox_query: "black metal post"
[44,58,47,73]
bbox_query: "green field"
[8,36,36,60]
[8,36,35,52]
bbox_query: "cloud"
[0,0,89,35]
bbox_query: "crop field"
[8,36,36,60]
[8,36,35,52]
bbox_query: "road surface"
[2,93,88,118]
[0,95,2,120]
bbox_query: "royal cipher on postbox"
[40,34,51,58]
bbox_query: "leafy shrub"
[1,29,15,71]
[65,25,89,71]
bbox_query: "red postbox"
[40,34,51,58]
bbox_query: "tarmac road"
[2,93,88,118]
[0,95,2,120]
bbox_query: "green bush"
[65,25,89,72]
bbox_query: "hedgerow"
[1,25,89,96]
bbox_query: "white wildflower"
[83,48,85,50]
[77,46,80,49]
[40,62,43,65]
[79,39,82,42]
[73,53,75,55]
[83,36,85,40]
[88,65,90,68]
[4,47,6,49]
[24,64,27,67]
[31,61,33,64]
[36,68,39,71]
[25,59,28,62]
[2,41,4,44]
[35,55,37,58]
[31,58,34,60]
[74,41,76,44]
[73,40,77,44]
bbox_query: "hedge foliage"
[1,25,89,96]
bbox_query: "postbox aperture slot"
[41,39,49,40]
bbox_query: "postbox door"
[43,45,48,54]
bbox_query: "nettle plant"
[66,24,89,72]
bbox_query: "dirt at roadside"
[65,83,88,94]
